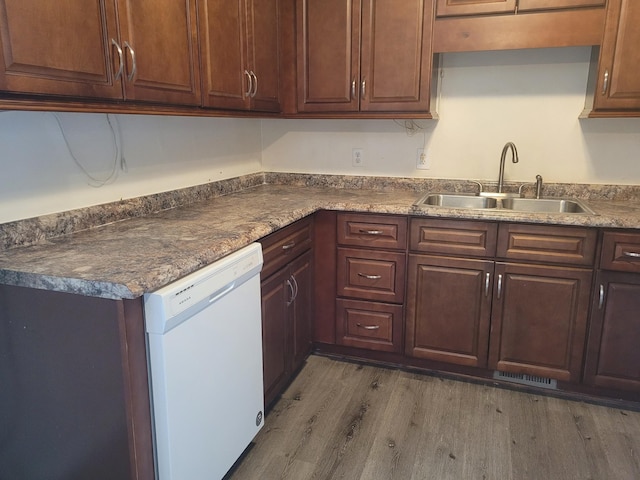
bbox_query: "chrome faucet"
[498,142,519,193]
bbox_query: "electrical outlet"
[416,148,429,170]
[352,148,364,167]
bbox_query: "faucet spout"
[498,142,519,193]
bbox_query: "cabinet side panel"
[0,285,132,480]
[313,210,337,343]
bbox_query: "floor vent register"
[493,371,558,390]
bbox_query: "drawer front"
[261,217,313,278]
[410,218,498,258]
[497,223,597,266]
[337,248,406,303]
[337,213,407,250]
[601,231,640,273]
[336,299,403,353]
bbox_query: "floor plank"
[229,355,640,480]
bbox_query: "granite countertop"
[1,178,640,301]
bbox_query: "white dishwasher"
[144,243,264,480]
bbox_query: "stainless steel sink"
[500,197,595,214]
[414,193,595,215]
[417,193,498,209]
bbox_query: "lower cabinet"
[334,213,407,353]
[405,254,493,367]
[584,229,640,392]
[406,218,595,383]
[260,219,314,407]
[488,262,592,383]
[584,271,640,391]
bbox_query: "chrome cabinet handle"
[357,273,382,280]
[286,278,295,306]
[244,70,253,98]
[359,229,383,235]
[602,69,609,95]
[356,323,380,331]
[281,241,295,251]
[250,71,258,98]
[623,251,640,258]
[497,274,503,300]
[361,78,366,98]
[124,41,136,82]
[484,272,491,297]
[112,39,124,81]
[598,284,605,309]
[352,78,357,99]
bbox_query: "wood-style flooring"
[229,355,640,480]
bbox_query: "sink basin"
[417,193,498,209]
[414,193,595,215]
[500,197,595,214]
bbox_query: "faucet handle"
[535,174,543,199]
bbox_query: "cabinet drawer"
[497,223,596,266]
[336,299,403,353]
[337,248,406,303]
[600,231,640,273]
[410,218,498,258]
[260,217,313,278]
[337,213,407,250]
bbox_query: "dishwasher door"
[144,243,264,480]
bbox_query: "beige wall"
[0,113,263,223]
[262,47,640,185]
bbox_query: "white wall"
[0,113,263,223]
[262,47,640,186]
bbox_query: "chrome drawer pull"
[622,251,640,258]
[484,272,491,297]
[602,69,609,95]
[497,274,503,300]
[357,273,382,280]
[359,229,383,235]
[281,241,295,251]
[356,323,380,330]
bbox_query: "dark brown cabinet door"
[359,0,435,112]
[0,0,122,99]
[116,0,201,105]
[593,0,640,111]
[261,268,290,407]
[296,0,361,112]
[584,271,640,392]
[199,0,248,110]
[290,250,313,372]
[247,0,281,112]
[200,0,280,111]
[488,262,592,383]
[405,254,494,367]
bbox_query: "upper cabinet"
[199,0,281,112]
[0,0,201,105]
[296,0,436,116]
[433,0,605,52]
[115,0,201,105]
[436,0,604,17]
[587,0,640,115]
[0,0,122,99]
